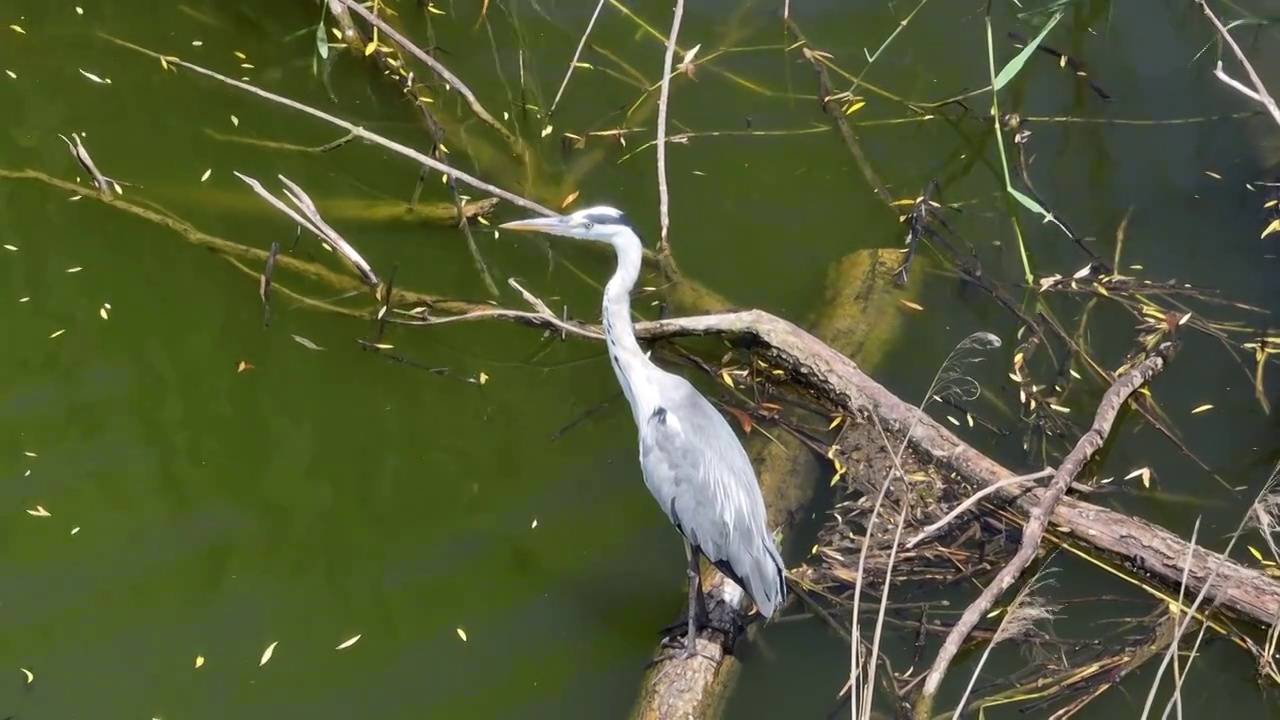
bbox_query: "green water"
[3,1,1280,718]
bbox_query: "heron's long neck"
[602,231,658,422]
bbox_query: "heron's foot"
[658,610,736,638]
[646,633,709,668]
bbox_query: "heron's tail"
[725,533,787,619]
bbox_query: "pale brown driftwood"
[628,250,921,720]
[424,302,1280,630]
[914,342,1177,719]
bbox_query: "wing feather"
[637,374,786,617]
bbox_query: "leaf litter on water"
[259,641,278,666]
[292,335,323,351]
[335,634,361,650]
[20,668,33,684]
[26,506,51,517]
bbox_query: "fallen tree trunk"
[629,250,923,720]
[616,309,1280,626]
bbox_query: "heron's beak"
[498,216,569,234]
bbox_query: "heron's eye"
[584,222,595,230]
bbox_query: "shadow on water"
[2,0,1280,718]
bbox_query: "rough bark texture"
[622,310,1280,627]
[629,250,919,720]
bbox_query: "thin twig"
[58,132,115,198]
[235,172,380,287]
[903,468,1054,549]
[100,35,554,219]
[1198,0,1280,128]
[914,342,1177,718]
[339,0,520,148]
[549,0,607,116]
[655,0,686,255]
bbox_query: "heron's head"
[499,205,634,244]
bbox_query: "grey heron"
[499,206,786,660]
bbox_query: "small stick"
[914,341,1177,718]
[261,241,279,327]
[1198,0,1280,129]
[655,0,686,255]
[58,133,114,198]
[339,0,519,149]
[903,468,1054,549]
[548,0,607,117]
[235,172,379,287]
[99,36,555,218]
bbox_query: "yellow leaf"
[477,372,489,386]
[843,100,866,115]
[1249,545,1265,562]
[99,306,109,320]
[10,25,25,34]
[259,641,278,666]
[827,415,843,430]
[195,655,205,668]
[335,634,362,650]
[456,627,468,642]
[364,41,377,56]
[541,124,553,138]
[899,300,924,311]
[720,370,734,388]
[20,668,33,684]
[1263,218,1280,239]
[561,190,580,208]
[1191,404,1213,414]
[26,506,51,517]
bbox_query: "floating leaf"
[259,641,278,666]
[236,360,254,372]
[456,628,468,642]
[540,124,553,138]
[78,69,110,84]
[24,451,37,457]
[195,655,205,668]
[66,266,82,273]
[99,306,109,320]
[26,506,51,517]
[292,335,324,351]
[200,168,211,182]
[560,190,580,208]
[899,300,924,311]
[335,634,362,650]
[726,406,754,434]
[49,329,65,338]
[1191,404,1214,414]
[231,115,239,127]
[531,518,538,529]
[20,668,33,684]
[10,25,26,34]
[3,245,17,250]
[477,371,489,386]
[70,526,80,534]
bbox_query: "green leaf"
[315,22,329,60]
[993,11,1064,92]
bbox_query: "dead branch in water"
[914,341,1178,718]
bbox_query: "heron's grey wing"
[637,375,786,617]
